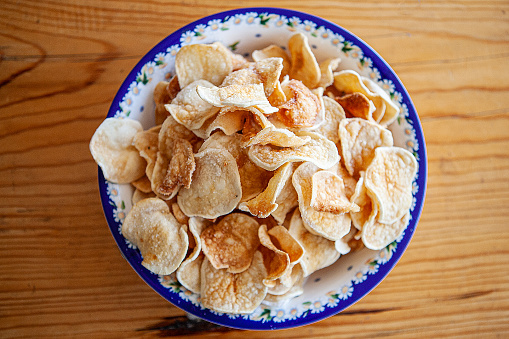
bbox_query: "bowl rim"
[98,7,428,330]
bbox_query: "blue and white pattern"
[97,8,427,330]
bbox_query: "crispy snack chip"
[241,125,310,148]
[362,212,410,250]
[156,138,195,197]
[175,43,233,88]
[277,79,321,128]
[201,213,260,273]
[288,33,321,88]
[364,147,417,224]
[271,163,299,224]
[177,148,242,218]
[133,125,161,179]
[339,118,394,176]
[131,175,152,194]
[310,170,360,214]
[318,58,341,88]
[336,92,375,121]
[154,77,181,125]
[249,130,340,171]
[259,224,290,286]
[122,198,188,275]
[293,162,352,241]
[131,188,156,205]
[191,107,246,139]
[313,96,346,144]
[90,118,146,183]
[349,171,377,231]
[201,251,267,314]
[252,45,291,80]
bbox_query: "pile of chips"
[90,33,417,314]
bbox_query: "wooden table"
[1,1,508,337]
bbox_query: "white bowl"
[98,7,427,330]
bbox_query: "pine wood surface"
[1,1,508,337]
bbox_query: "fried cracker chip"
[362,77,400,125]
[310,170,360,214]
[265,264,305,301]
[133,125,161,179]
[271,163,299,224]
[131,175,152,193]
[292,162,352,241]
[197,83,278,114]
[362,212,410,250]
[313,96,346,144]
[201,251,267,314]
[176,217,212,293]
[165,80,221,130]
[288,209,340,277]
[242,124,310,148]
[288,33,321,88]
[201,213,260,274]
[252,45,291,80]
[175,43,233,88]
[364,147,417,224]
[154,77,181,125]
[90,118,145,183]
[239,162,293,218]
[171,202,190,226]
[268,225,304,265]
[132,188,156,205]
[248,131,340,171]
[177,148,242,218]
[317,58,341,88]
[277,79,321,128]
[156,138,195,197]
[339,118,394,176]
[336,92,375,121]
[335,227,356,255]
[259,224,290,285]
[191,108,246,139]
[122,198,188,275]
[349,171,377,231]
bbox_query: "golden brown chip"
[131,188,156,205]
[90,118,146,184]
[192,107,246,139]
[349,171,377,231]
[277,79,321,128]
[317,58,341,88]
[154,77,181,125]
[248,131,340,171]
[288,209,340,277]
[362,77,400,125]
[271,163,299,224]
[313,96,346,144]
[362,212,410,250]
[242,124,310,149]
[252,45,291,80]
[133,125,161,179]
[264,264,305,301]
[239,162,293,218]
[310,170,360,214]
[171,202,190,226]
[336,92,374,121]
[175,43,233,88]
[201,213,260,273]
[122,198,188,275]
[131,175,152,194]
[288,33,321,88]
[177,148,242,218]
[200,251,268,314]
[157,138,195,196]
[339,118,394,176]
[268,225,304,265]
[292,162,352,241]
[364,147,417,224]
[259,224,290,286]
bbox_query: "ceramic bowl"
[98,7,427,330]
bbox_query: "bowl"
[98,7,427,330]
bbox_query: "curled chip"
[165,80,220,130]
[191,107,246,139]
[339,118,394,176]
[350,172,377,231]
[239,162,293,218]
[259,224,290,286]
[131,175,152,194]
[154,77,180,125]
[271,163,299,224]
[362,212,410,250]
[122,198,188,275]
[288,209,340,277]
[90,118,146,184]
[277,79,321,128]
[317,58,341,88]
[268,225,304,266]
[156,138,195,197]
[201,251,268,314]
[364,147,418,224]
[313,96,345,144]
[242,125,310,148]
[133,125,161,179]
[310,170,360,214]
[265,264,305,301]
[248,130,340,171]
[175,42,233,88]
[177,148,242,218]
[252,45,291,80]
[201,213,260,273]
[197,83,278,114]
[131,188,156,205]
[293,162,352,241]
[177,217,211,293]
[336,92,375,121]
[288,33,321,88]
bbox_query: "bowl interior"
[99,7,427,330]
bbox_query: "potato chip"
[259,224,290,285]
[171,202,190,226]
[248,130,340,171]
[201,251,267,314]
[154,77,181,125]
[339,118,394,176]
[362,76,400,126]
[131,188,156,205]
[317,58,341,88]
[292,162,352,241]
[271,163,299,224]
[268,225,304,265]
[177,148,242,218]
[176,217,211,293]
[276,79,321,128]
[288,209,340,277]
[312,96,345,144]
[288,33,320,88]
[191,107,246,139]
[242,124,310,148]
[336,92,375,121]
[349,171,377,231]
[265,264,305,300]
[364,147,417,224]
[165,80,221,130]
[175,43,233,88]
[213,42,248,71]
[131,175,152,193]
[133,125,161,179]
[362,212,410,250]
[122,198,188,275]
[252,45,291,80]
[310,170,360,214]
[267,79,287,107]
[90,118,146,184]
[196,83,278,114]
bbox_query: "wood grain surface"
[1,1,508,337]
